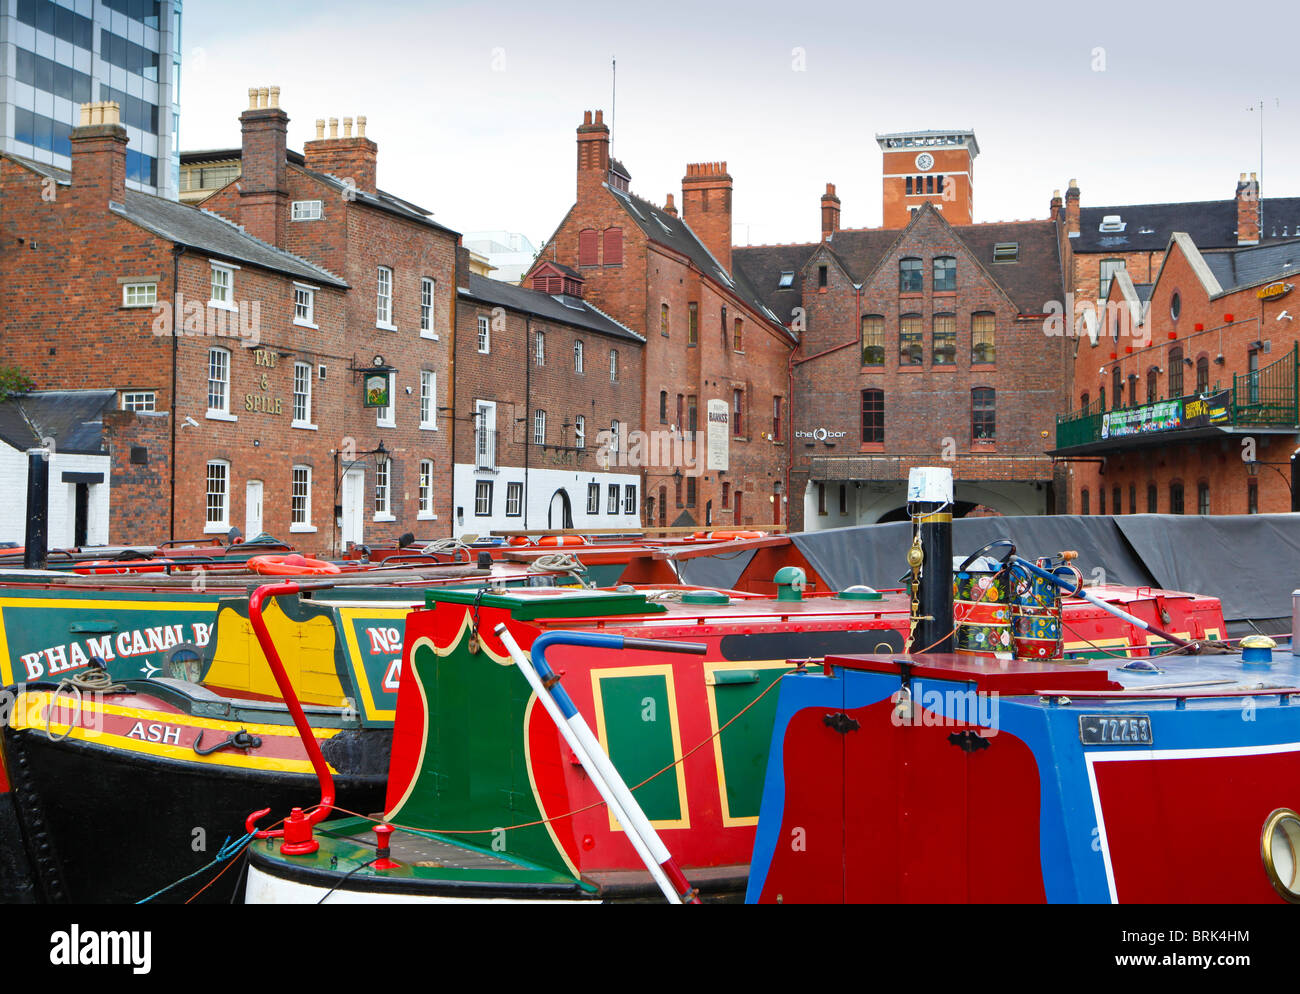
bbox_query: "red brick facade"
[1063,233,1300,516]
[530,111,794,530]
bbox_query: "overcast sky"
[180,0,1299,249]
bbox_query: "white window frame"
[291,200,323,221]
[204,460,230,533]
[209,262,237,311]
[574,415,585,449]
[474,480,493,516]
[376,372,395,428]
[418,460,435,519]
[121,390,156,412]
[610,420,620,455]
[535,330,545,365]
[293,282,318,329]
[587,483,599,515]
[505,481,523,518]
[420,277,438,339]
[607,483,619,515]
[122,282,157,308]
[623,484,637,515]
[419,371,437,430]
[376,265,396,330]
[290,466,315,532]
[574,340,584,373]
[477,315,490,354]
[206,347,236,421]
[374,457,394,521]
[533,409,546,446]
[292,361,315,429]
[610,348,618,382]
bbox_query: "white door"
[341,468,365,548]
[245,480,263,538]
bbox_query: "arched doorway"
[548,488,573,529]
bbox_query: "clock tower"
[876,130,978,229]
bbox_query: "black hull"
[2,727,387,904]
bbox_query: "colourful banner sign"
[1101,391,1230,440]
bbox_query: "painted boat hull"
[747,651,1300,903]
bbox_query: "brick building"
[1053,231,1300,516]
[877,130,978,229]
[734,173,1068,530]
[198,88,459,551]
[0,100,354,549]
[450,258,645,533]
[528,111,795,531]
[0,89,460,552]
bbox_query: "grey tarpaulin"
[674,548,756,590]
[790,515,1158,594]
[1115,514,1300,621]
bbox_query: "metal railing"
[474,429,497,471]
[1055,344,1298,450]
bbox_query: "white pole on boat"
[495,624,702,904]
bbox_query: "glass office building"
[0,0,182,199]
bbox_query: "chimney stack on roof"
[681,160,734,273]
[1236,171,1261,245]
[70,100,128,206]
[576,108,611,203]
[664,192,678,217]
[821,182,841,240]
[304,106,379,196]
[239,83,290,245]
[1049,188,1063,223]
[1065,179,1080,238]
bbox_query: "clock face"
[915,152,934,171]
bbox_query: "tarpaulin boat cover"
[1114,514,1300,622]
[785,514,1300,622]
[675,548,757,591]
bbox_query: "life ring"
[537,535,587,547]
[74,558,174,575]
[508,536,532,547]
[247,554,342,576]
[696,530,766,541]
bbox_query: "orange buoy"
[508,536,532,547]
[536,535,587,547]
[248,554,342,576]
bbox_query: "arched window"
[660,303,669,337]
[971,312,995,364]
[932,313,956,364]
[1169,347,1184,396]
[1170,481,1185,515]
[1080,391,1090,413]
[1197,482,1210,515]
[578,229,598,266]
[1113,486,1122,516]
[933,257,956,292]
[861,389,884,444]
[1147,484,1157,513]
[603,227,623,266]
[861,315,884,366]
[972,387,995,441]
[659,391,667,423]
[1196,355,1209,394]
[899,258,922,293]
[1112,367,1123,408]
[1147,368,1158,403]
[899,313,922,365]
[1081,489,1090,515]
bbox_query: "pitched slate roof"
[458,273,645,344]
[604,186,791,337]
[733,213,1064,317]
[1201,237,1300,293]
[180,148,459,238]
[1074,197,1300,253]
[0,390,117,455]
[5,155,347,287]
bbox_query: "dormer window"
[1098,215,1126,233]
[778,271,795,289]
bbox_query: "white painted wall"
[0,445,111,548]
[802,478,1048,529]
[452,463,642,536]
